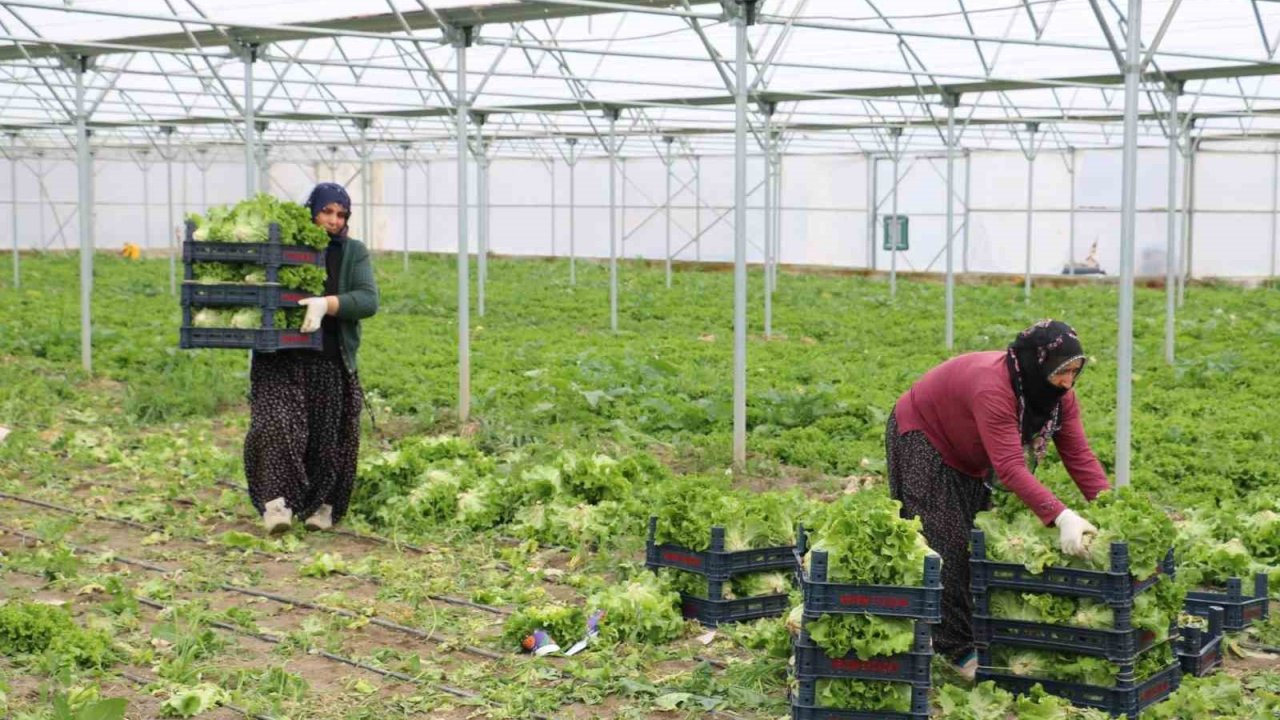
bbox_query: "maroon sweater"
[893,351,1110,525]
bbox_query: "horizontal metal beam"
[0,0,720,61]
[5,56,1280,134]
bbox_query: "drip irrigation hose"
[0,491,496,615]
[1,524,747,719]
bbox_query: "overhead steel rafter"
[5,0,1280,159]
[0,0,721,61]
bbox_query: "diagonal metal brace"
[1086,0,1126,71]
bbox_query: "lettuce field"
[1,252,1278,719]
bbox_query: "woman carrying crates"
[246,182,379,534]
[885,320,1111,679]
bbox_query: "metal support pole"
[868,155,877,270]
[695,155,702,262]
[664,135,674,288]
[550,160,557,257]
[242,44,257,196]
[35,154,44,250]
[620,157,628,257]
[768,142,778,288]
[768,139,778,284]
[567,138,578,284]
[1024,122,1039,302]
[606,108,620,332]
[356,119,371,243]
[430,158,435,253]
[1271,145,1278,278]
[943,94,959,350]
[401,144,410,272]
[731,1,756,472]
[1068,148,1077,270]
[763,109,773,338]
[889,127,902,301]
[163,126,175,295]
[1180,135,1195,306]
[475,116,488,318]
[198,149,208,207]
[75,56,92,373]
[8,133,17,289]
[259,142,271,196]
[1115,0,1142,488]
[963,149,972,273]
[140,152,151,251]
[453,27,472,424]
[1165,88,1180,365]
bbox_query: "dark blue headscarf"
[304,182,352,238]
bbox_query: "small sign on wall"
[882,215,909,251]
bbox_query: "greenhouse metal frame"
[4,0,1280,483]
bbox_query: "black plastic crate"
[181,283,314,309]
[975,659,1181,718]
[670,569,793,627]
[1177,606,1224,677]
[645,516,796,581]
[970,583,1172,661]
[794,525,942,622]
[179,326,323,352]
[1184,573,1270,631]
[680,591,790,627]
[970,529,1175,605]
[971,615,1169,662]
[793,620,932,684]
[183,221,324,283]
[790,678,930,720]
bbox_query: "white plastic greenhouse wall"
[3,143,1278,279]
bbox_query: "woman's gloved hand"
[298,297,330,333]
[1054,508,1099,557]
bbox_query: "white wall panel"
[2,146,1277,278]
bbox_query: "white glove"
[298,297,329,333]
[1054,508,1099,558]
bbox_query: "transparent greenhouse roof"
[5,0,1280,160]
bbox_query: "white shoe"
[304,504,333,531]
[263,498,292,535]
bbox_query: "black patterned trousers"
[884,410,992,662]
[244,352,363,525]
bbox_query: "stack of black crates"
[644,516,795,626]
[970,528,1181,718]
[1184,573,1270,632]
[789,525,942,720]
[180,220,325,352]
[1175,605,1225,678]
[1176,574,1266,680]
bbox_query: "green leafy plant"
[976,486,1175,580]
[277,265,326,295]
[588,574,684,644]
[0,601,118,671]
[805,613,916,660]
[299,552,348,578]
[188,194,328,249]
[814,679,911,712]
[160,684,227,718]
[803,491,936,585]
[501,604,586,648]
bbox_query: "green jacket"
[333,238,379,373]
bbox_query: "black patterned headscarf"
[1005,320,1087,461]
